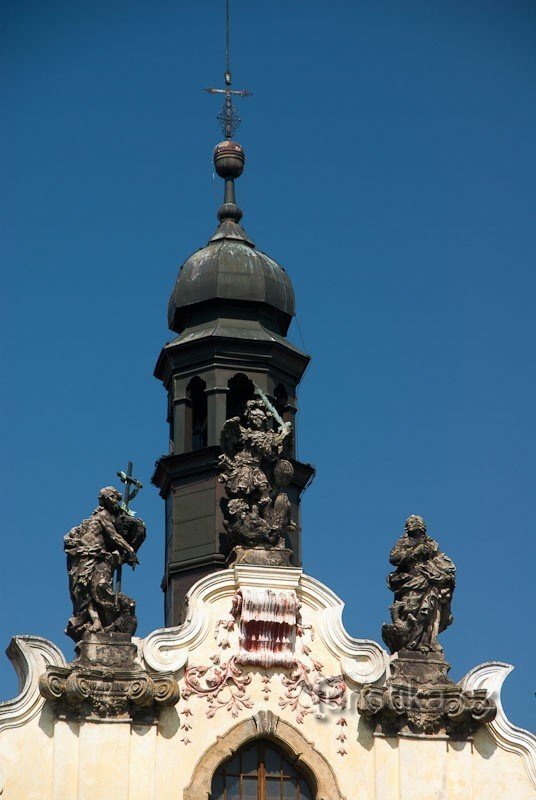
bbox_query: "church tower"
[153,137,315,625]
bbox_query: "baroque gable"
[1,568,535,799]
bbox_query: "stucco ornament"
[231,587,300,669]
[279,639,347,725]
[180,585,347,743]
[182,656,253,719]
[219,396,295,564]
[0,636,66,733]
[462,661,536,787]
[143,566,386,747]
[143,566,387,684]
[229,586,348,724]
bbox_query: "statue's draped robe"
[64,508,145,641]
[385,534,456,652]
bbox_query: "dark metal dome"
[167,141,295,336]
[168,224,295,335]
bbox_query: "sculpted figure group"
[64,486,146,642]
[219,397,295,551]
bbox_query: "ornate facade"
[1,566,535,798]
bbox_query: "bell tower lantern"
[153,139,314,625]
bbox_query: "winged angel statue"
[219,394,295,552]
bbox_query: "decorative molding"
[182,655,253,720]
[142,565,386,688]
[280,619,347,724]
[253,709,279,736]
[183,715,346,800]
[176,586,255,743]
[39,632,180,722]
[179,700,193,745]
[40,663,179,721]
[234,565,302,591]
[261,673,271,701]
[232,587,300,669]
[335,717,348,756]
[462,661,536,789]
[143,570,235,672]
[279,660,346,724]
[298,573,387,685]
[0,635,66,732]
[358,651,496,737]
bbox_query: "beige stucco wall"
[1,567,534,800]
[2,710,535,799]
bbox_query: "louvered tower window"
[211,740,314,800]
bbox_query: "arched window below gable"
[211,739,314,800]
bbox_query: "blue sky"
[2,1,535,731]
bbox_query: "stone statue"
[64,486,146,642]
[41,479,180,720]
[382,515,456,654]
[219,397,295,553]
[357,514,496,736]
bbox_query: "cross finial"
[116,460,143,516]
[205,0,252,139]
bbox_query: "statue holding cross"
[114,461,143,599]
[64,462,146,643]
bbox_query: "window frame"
[211,739,314,800]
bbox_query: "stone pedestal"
[230,545,294,567]
[357,650,496,737]
[39,632,179,721]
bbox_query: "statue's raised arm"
[274,418,292,452]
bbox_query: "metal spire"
[205,0,252,139]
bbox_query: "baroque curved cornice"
[143,569,236,672]
[462,661,536,789]
[142,566,387,685]
[298,572,387,684]
[0,635,66,732]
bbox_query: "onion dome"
[167,141,295,336]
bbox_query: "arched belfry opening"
[211,739,314,799]
[186,376,208,450]
[227,373,255,420]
